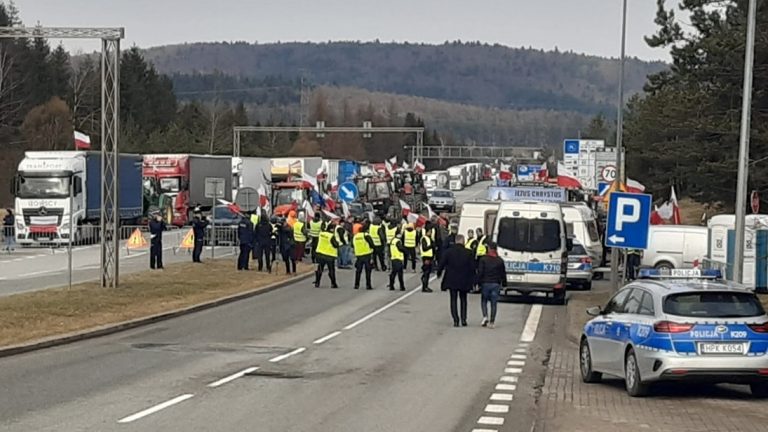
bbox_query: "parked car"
[567,240,593,290]
[428,189,456,213]
[207,205,240,245]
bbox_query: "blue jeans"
[481,283,501,323]
[3,231,14,251]
[339,245,353,267]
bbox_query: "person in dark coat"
[191,211,209,263]
[436,234,475,327]
[148,213,167,270]
[278,218,296,274]
[3,208,15,252]
[476,241,507,328]
[237,214,254,271]
[254,213,273,273]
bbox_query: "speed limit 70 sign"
[600,165,617,182]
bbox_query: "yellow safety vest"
[250,214,260,227]
[466,238,477,250]
[476,235,487,257]
[309,220,323,238]
[368,224,383,246]
[353,232,373,256]
[293,221,307,242]
[421,236,434,258]
[404,230,417,248]
[316,231,338,258]
[385,226,397,244]
[390,238,404,261]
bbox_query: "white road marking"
[471,429,498,432]
[269,347,306,363]
[520,305,542,342]
[117,394,194,423]
[490,393,514,401]
[518,342,529,347]
[495,384,516,391]
[478,416,505,425]
[504,367,522,374]
[485,404,509,413]
[510,354,527,360]
[514,348,527,354]
[499,376,518,383]
[507,360,525,367]
[343,276,436,330]
[207,367,259,388]
[313,331,342,345]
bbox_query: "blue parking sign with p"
[605,192,652,249]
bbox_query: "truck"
[271,157,322,183]
[323,159,340,187]
[448,166,466,191]
[143,154,232,227]
[232,156,271,199]
[13,151,143,245]
[338,160,361,185]
[424,170,450,191]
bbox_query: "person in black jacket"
[237,214,254,271]
[148,213,167,270]
[436,235,476,327]
[277,218,296,274]
[254,213,273,273]
[476,241,507,328]
[3,209,15,252]
[190,211,209,263]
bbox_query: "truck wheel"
[654,261,674,271]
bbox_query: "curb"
[0,271,313,359]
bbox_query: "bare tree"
[0,44,24,130]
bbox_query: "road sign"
[597,182,610,196]
[179,229,195,249]
[205,177,226,199]
[752,190,760,214]
[605,192,652,249]
[600,165,617,182]
[338,182,359,203]
[126,229,147,249]
[564,139,580,154]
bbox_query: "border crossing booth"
[707,214,768,292]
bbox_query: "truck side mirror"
[74,177,83,195]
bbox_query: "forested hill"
[143,41,666,115]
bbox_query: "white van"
[642,225,708,270]
[457,201,500,240]
[493,201,571,304]
[561,203,602,264]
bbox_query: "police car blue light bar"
[637,268,722,280]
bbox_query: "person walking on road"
[402,223,419,272]
[314,224,340,288]
[389,231,407,291]
[278,218,296,274]
[477,242,506,328]
[369,217,387,271]
[627,249,643,281]
[293,213,309,263]
[254,214,273,273]
[149,212,166,270]
[437,234,475,327]
[191,211,209,263]
[352,221,376,290]
[308,213,324,264]
[420,226,435,292]
[3,208,15,252]
[237,213,254,271]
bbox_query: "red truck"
[142,154,232,226]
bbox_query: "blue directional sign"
[564,139,580,154]
[338,182,359,203]
[605,192,652,249]
[597,182,610,196]
[517,165,529,175]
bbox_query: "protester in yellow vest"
[388,236,407,291]
[293,217,308,263]
[314,224,340,288]
[353,221,376,290]
[420,228,435,292]
[475,228,488,258]
[402,223,419,272]
[308,213,324,264]
[369,217,388,272]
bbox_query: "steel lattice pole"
[101,38,120,288]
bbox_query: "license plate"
[698,342,747,355]
[507,274,523,282]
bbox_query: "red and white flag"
[402,161,410,170]
[217,198,242,215]
[301,172,318,190]
[316,166,327,184]
[414,160,426,174]
[499,163,513,181]
[399,199,411,216]
[342,201,351,218]
[384,160,395,178]
[626,178,646,193]
[323,209,340,220]
[323,193,336,211]
[302,200,315,219]
[555,162,582,189]
[257,184,271,213]
[426,204,437,220]
[670,186,682,225]
[406,212,427,227]
[387,155,398,169]
[74,131,91,150]
[537,162,548,181]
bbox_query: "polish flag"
[402,161,410,170]
[257,184,271,213]
[399,199,411,216]
[426,204,437,220]
[342,201,351,218]
[384,160,395,178]
[217,198,242,215]
[316,166,327,184]
[301,172,318,190]
[302,200,315,219]
[323,209,340,220]
[406,212,427,227]
[651,205,665,225]
[323,193,336,211]
[670,186,682,225]
[74,131,91,150]
[555,162,582,189]
[414,160,426,174]
[537,162,548,181]
[498,166,513,181]
[626,178,646,193]
[387,155,398,170]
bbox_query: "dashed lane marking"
[269,347,306,363]
[117,394,195,423]
[510,354,527,360]
[499,376,518,383]
[342,275,436,330]
[490,393,514,401]
[485,404,510,414]
[507,360,525,367]
[504,367,522,374]
[207,367,259,388]
[313,331,342,345]
[477,416,505,426]
[495,384,516,391]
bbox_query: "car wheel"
[654,261,674,271]
[624,348,649,397]
[750,382,768,398]
[579,338,602,383]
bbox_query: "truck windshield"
[17,176,69,198]
[275,189,304,206]
[159,177,180,193]
[497,217,561,253]
[367,182,390,200]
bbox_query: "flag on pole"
[413,160,426,174]
[387,155,398,169]
[670,186,682,225]
[323,209,340,220]
[257,184,270,213]
[217,198,242,215]
[323,193,336,211]
[301,172,318,190]
[406,212,427,227]
[302,200,315,219]
[426,204,437,220]
[342,201,351,218]
[399,199,411,216]
[626,178,646,193]
[555,162,582,189]
[74,131,91,150]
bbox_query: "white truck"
[448,166,467,191]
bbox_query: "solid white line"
[485,404,509,413]
[499,376,518,383]
[478,416,505,426]
[510,354,527,360]
[471,429,498,432]
[207,367,259,388]
[343,276,437,331]
[520,304,542,342]
[495,383,516,391]
[313,331,342,345]
[269,347,306,363]
[504,367,522,374]
[490,393,514,401]
[117,394,194,423]
[507,360,525,367]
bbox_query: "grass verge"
[0,259,312,348]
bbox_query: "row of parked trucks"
[422,162,489,192]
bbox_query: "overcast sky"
[12,0,674,61]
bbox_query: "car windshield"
[213,206,238,220]
[17,176,70,198]
[497,217,561,253]
[663,292,765,318]
[432,190,452,198]
[159,177,180,193]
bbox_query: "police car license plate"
[507,274,523,282]
[698,342,747,355]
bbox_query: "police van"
[493,201,571,304]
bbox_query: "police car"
[579,269,768,397]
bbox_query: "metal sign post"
[68,174,74,290]
[206,178,225,260]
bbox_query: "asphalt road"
[0,181,554,432]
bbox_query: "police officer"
[191,210,209,263]
[149,212,166,270]
[389,227,407,291]
[353,221,377,290]
[402,223,419,272]
[237,213,254,271]
[254,213,273,273]
[314,223,340,288]
[474,228,488,259]
[420,226,435,292]
[627,249,643,281]
[293,213,309,263]
[308,213,324,263]
[465,229,477,253]
[369,217,387,272]
[278,217,296,274]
